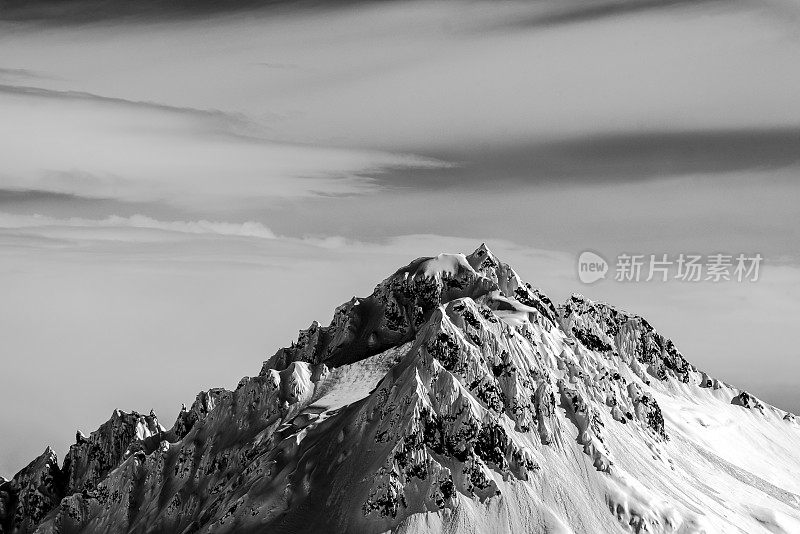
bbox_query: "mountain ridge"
[1,244,798,534]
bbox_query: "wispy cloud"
[0,82,449,208]
[0,67,55,81]
[376,127,800,191]
[0,0,288,22]
[0,82,260,135]
[0,212,277,240]
[488,0,736,32]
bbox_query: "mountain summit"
[2,245,799,534]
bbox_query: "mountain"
[2,244,799,534]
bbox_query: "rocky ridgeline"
[0,448,63,534]
[559,294,696,383]
[31,360,340,534]
[1,245,792,534]
[64,410,164,495]
[1,410,164,534]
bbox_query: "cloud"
[0,82,256,134]
[0,0,255,22]
[0,67,54,81]
[5,0,800,155]
[0,0,344,22]
[489,0,738,32]
[0,212,277,240]
[374,127,800,191]
[0,0,752,26]
[0,189,102,205]
[0,82,449,208]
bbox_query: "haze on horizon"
[1,0,800,477]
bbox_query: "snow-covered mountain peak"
[2,245,799,534]
[393,253,477,281]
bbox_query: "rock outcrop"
[0,447,65,534]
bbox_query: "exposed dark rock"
[0,448,65,534]
[732,391,764,410]
[62,409,163,494]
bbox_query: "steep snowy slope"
[1,245,799,534]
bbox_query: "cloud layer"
[0,79,447,208]
[0,212,278,239]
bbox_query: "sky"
[1,0,799,476]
